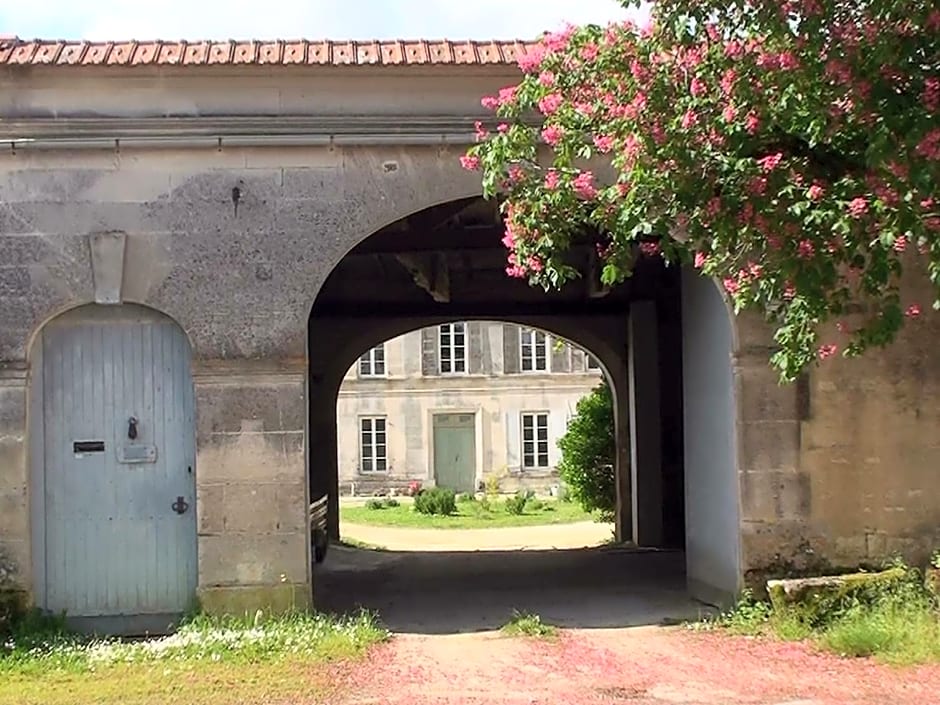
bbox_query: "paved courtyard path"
[341,520,614,551]
[329,627,939,705]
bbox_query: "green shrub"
[527,498,546,512]
[557,381,616,518]
[413,487,457,516]
[385,498,400,508]
[457,493,476,503]
[504,492,528,516]
[365,499,386,511]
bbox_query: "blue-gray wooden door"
[432,414,476,493]
[40,305,197,630]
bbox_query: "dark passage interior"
[305,197,739,629]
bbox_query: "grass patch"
[342,496,600,529]
[501,611,558,639]
[0,609,388,705]
[699,564,940,665]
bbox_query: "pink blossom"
[497,86,517,106]
[893,235,908,253]
[807,184,825,201]
[623,134,642,162]
[923,77,940,112]
[538,93,564,115]
[630,59,648,82]
[681,109,698,129]
[847,197,868,219]
[639,242,661,256]
[481,95,499,111]
[906,304,922,318]
[538,71,556,87]
[748,177,768,196]
[745,112,760,134]
[508,165,526,183]
[593,134,615,153]
[543,24,575,52]
[724,40,743,58]
[915,129,940,160]
[541,124,565,146]
[783,282,796,300]
[474,121,489,141]
[501,228,515,249]
[818,344,838,360]
[460,155,480,171]
[723,104,737,122]
[544,170,561,190]
[723,277,740,295]
[506,264,526,278]
[517,45,546,72]
[580,43,599,62]
[575,102,596,117]
[527,256,544,273]
[573,171,598,200]
[720,69,737,95]
[758,152,783,172]
[798,240,815,258]
[777,52,799,70]
[690,77,706,96]
[694,251,707,269]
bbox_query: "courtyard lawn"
[340,497,599,529]
[0,611,387,705]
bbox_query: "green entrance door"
[433,414,476,493]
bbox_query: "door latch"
[171,496,190,515]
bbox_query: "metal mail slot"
[73,440,105,454]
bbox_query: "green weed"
[501,611,557,639]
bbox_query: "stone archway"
[306,195,747,606]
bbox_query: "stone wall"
[0,83,937,612]
[0,141,489,612]
[733,268,940,583]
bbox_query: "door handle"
[171,496,190,515]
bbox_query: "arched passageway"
[28,303,198,634]
[307,197,740,611]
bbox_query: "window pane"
[376,458,387,472]
[362,457,373,472]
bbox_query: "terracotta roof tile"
[0,38,536,68]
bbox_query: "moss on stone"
[765,567,907,626]
[196,583,312,617]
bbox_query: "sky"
[0,0,649,41]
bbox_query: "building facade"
[1,37,938,633]
[336,322,603,496]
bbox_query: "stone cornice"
[0,115,509,150]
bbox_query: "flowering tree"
[463,0,940,381]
